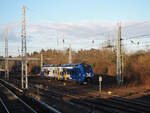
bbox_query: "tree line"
[1,48,150,87]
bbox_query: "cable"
[122,20,150,29]
[124,33,150,40]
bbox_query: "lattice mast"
[21,5,28,89]
[69,43,72,64]
[117,23,123,85]
[5,27,9,80]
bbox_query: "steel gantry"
[117,23,123,85]
[21,5,28,89]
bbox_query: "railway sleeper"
[71,99,126,113]
[84,98,139,113]
[108,98,150,113]
[0,79,60,113]
[113,97,150,108]
[0,83,36,113]
[131,98,150,105]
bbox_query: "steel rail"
[0,79,23,92]
[0,79,61,113]
[0,97,10,113]
[0,82,37,113]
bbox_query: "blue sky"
[0,0,150,56]
[1,0,150,23]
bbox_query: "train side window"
[55,70,57,74]
[66,70,70,74]
[70,71,72,75]
[70,70,73,75]
[72,71,74,75]
[72,70,77,75]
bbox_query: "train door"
[50,67,55,77]
[72,68,78,81]
[65,69,71,80]
[74,68,79,81]
[63,69,67,80]
[57,68,60,80]
[67,69,74,80]
[59,68,64,80]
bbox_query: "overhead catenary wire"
[25,6,150,38]
[124,33,150,40]
[121,20,150,29]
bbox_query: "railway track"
[3,76,150,113]
[0,79,61,113]
[0,97,9,113]
[29,82,150,113]
[0,83,37,113]
[9,76,97,94]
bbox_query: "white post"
[41,54,43,68]
[25,60,28,89]
[99,76,102,95]
[69,43,72,64]
[21,61,24,89]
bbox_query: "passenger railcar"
[40,63,94,82]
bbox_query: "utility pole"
[92,40,94,49]
[41,54,43,67]
[56,34,59,46]
[62,34,64,49]
[62,34,66,55]
[117,23,123,85]
[21,5,28,89]
[69,43,72,64]
[5,27,9,80]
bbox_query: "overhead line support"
[117,23,123,85]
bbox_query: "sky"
[1,0,150,23]
[0,0,150,56]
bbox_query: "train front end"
[80,63,94,83]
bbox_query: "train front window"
[82,64,92,73]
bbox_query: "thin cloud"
[0,20,150,56]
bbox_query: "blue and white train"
[40,63,94,83]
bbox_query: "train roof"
[42,64,57,67]
[42,63,90,68]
